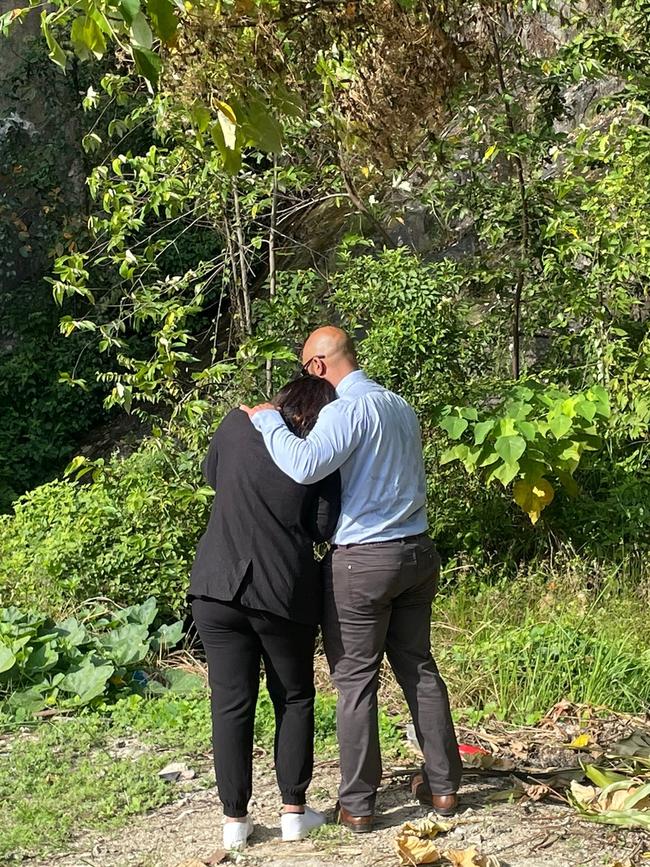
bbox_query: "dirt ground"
[31,751,650,867]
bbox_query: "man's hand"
[240,402,276,418]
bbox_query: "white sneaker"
[281,805,327,841]
[223,815,254,850]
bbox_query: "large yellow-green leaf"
[147,0,177,43]
[70,15,107,60]
[549,413,572,439]
[41,12,66,70]
[211,122,242,174]
[440,415,468,440]
[513,477,554,524]
[494,434,526,464]
[491,460,520,487]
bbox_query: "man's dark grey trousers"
[322,535,462,816]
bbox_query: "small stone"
[159,761,196,782]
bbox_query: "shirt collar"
[336,369,368,397]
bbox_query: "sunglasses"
[300,354,326,376]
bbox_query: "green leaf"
[0,644,16,673]
[101,623,150,666]
[159,668,204,694]
[587,384,610,417]
[132,45,162,85]
[575,399,597,422]
[41,12,66,70]
[70,15,107,59]
[516,420,537,441]
[490,460,520,487]
[7,685,48,714]
[130,11,153,48]
[151,620,183,652]
[439,416,468,440]
[474,420,494,445]
[60,661,114,704]
[191,101,211,133]
[147,0,177,43]
[476,446,500,468]
[244,99,283,154]
[55,617,88,647]
[494,434,526,465]
[584,765,629,788]
[440,447,460,466]
[119,0,140,26]
[460,406,479,421]
[126,596,158,627]
[25,643,59,672]
[549,414,572,439]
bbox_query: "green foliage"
[0,440,212,616]
[0,598,183,720]
[331,245,472,413]
[0,328,107,512]
[436,381,610,523]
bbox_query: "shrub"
[0,438,212,616]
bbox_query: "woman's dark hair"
[273,375,336,437]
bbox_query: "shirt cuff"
[250,408,285,434]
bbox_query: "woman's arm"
[307,470,341,543]
[201,434,219,490]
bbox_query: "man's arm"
[240,401,361,484]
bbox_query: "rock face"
[0,2,86,299]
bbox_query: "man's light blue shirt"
[250,370,428,544]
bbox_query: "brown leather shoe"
[336,803,374,833]
[430,793,459,817]
[410,772,458,816]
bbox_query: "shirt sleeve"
[250,401,362,484]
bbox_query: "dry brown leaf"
[524,783,550,801]
[444,846,502,866]
[599,784,650,812]
[510,740,528,760]
[395,817,450,866]
[204,851,228,865]
[570,780,598,807]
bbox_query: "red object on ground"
[458,743,490,756]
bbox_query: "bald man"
[241,327,461,830]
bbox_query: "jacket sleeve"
[307,470,342,543]
[201,433,219,490]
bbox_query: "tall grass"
[429,553,650,724]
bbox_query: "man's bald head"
[301,326,358,387]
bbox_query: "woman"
[189,375,341,850]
